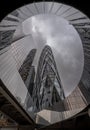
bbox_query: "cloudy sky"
[22,14,84,97]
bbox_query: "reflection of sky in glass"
[22,14,84,97]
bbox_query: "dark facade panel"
[0,30,15,50]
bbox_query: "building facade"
[19,49,36,94]
[64,86,87,111]
[33,45,65,112]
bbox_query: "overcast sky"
[22,14,84,97]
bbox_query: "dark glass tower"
[33,45,65,111]
[19,49,36,95]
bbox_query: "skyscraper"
[19,49,36,91]
[18,49,37,111]
[33,45,65,111]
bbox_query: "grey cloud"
[22,14,84,97]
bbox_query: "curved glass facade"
[33,45,65,111]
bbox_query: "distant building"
[19,49,36,83]
[19,49,36,110]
